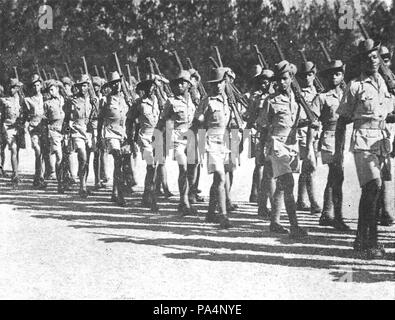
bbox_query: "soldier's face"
[331,71,344,87]
[174,79,190,95]
[381,54,392,68]
[277,72,292,92]
[301,71,315,87]
[10,86,19,96]
[190,77,198,87]
[211,79,225,95]
[258,78,271,92]
[49,85,59,97]
[110,81,121,93]
[93,84,101,94]
[79,83,89,95]
[364,50,380,73]
[33,81,42,94]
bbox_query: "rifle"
[209,56,219,68]
[253,44,270,69]
[146,57,166,108]
[125,63,132,87]
[172,50,184,71]
[113,52,135,102]
[13,66,19,80]
[151,57,172,96]
[318,41,347,89]
[186,57,207,98]
[53,68,59,81]
[135,66,141,82]
[271,38,318,124]
[298,48,325,93]
[41,69,48,81]
[79,67,84,76]
[35,64,41,77]
[101,66,108,81]
[357,21,395,94]
[94,65,100,77]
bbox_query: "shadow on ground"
[1,175,394,284]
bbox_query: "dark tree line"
[0,0,394,89]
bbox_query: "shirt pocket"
[358,91,374,113]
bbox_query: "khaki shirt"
[129,96,160,130]
[23,94,44,128]
[66,95,93,140]
[196,94,230,135]
[312,88,343,130]
[298,85,317,142]
[0,95,22,127]
[337,73,394,154]
[161,95,196,132]
[44,96,65,133]
[100,93,129,140]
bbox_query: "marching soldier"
[334,39,394,259]
[195,67,232,229]
[97,72,133,206]
[376,45,394,226]
[312,60,349,230]
[246,68,276,218]
[64,74,97,197]
[160,70,198,216]
[22,74,46,188]
[296,62,322,214]
[128,76,161,213]
[61,77,74,97]
[261,61,309,238]
[43,80,66,193]
[0,84,5,176]
[0,78,24,186]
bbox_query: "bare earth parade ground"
[0,128,394,300]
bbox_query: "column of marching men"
[0,36,394,260]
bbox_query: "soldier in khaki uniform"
[43,80,66,193]
[196,67,232,229]
[0,78,24,185]
[261,61,309,239]
[22,74,46,188]
[64,74,97,197]
[296,62,322,214]
[128,76,161,213]
[335,39,394,259]
[0,84,5,176]
[245,68,276,218]
[160,70,198,216]
[311,60,349,230]
[98,72,133,206]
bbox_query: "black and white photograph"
[0,0,394,301]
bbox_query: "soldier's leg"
[54,148,64,193]
[122,153,136,190]
[319,165,334,225]
[270,176,286,232]
[305,162,321,213]
[111,150,126,206]
[297,161,309,210]
[258,161,275,217]
[331,164,349,230]
[379,180,394,225]
[210,170,231,228]
[0,143,5,176]
[250,165,260,203]
[76,144,88,197]
[31,134,43,186]
[187,164,200,203]
[10,140,19,184]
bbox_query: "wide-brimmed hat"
[9,78,23,88]
[274,60,297,78]
[320,60,345,76]
[256,69,274,81]
[250,64,263,79]
[75,74,91,86]
[45,79,63,90]
[136,74,156,92]
[358,38,381,56]
[298,61,317,75]
[102,71,123,89]
[188,68,201,82]
[224,67,236,80]
[30,73,42,85]
[61,76,73,86]
[207,67,227,83]
[170,70,192,85]
[92,76,105,87]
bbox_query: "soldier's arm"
[195,96,209,124]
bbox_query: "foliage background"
[0,0,394,89]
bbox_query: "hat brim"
[136,79,155,91]
[102,77,123,89]
[170,77,192,86]
[320,66,345,76]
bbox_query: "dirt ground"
[0,134,394,300]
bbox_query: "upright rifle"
[94,65,100,77]
[53,68,60,81]
[271,38,318,125]
[135,66,141,82]
[357,21,395,94]
[101,66,108,81]
[35,64,41,77]
[253,44,270,69]
[298,48,325,93]
[41,69,48,81]
[13,66,26,149]
[113,52,135,102]
[151,57,172,96]
[125,63,133,87]
[186,57,207,98]
[318,41,347,89]
[78,67,84,76]
[64,62,73,80]
[146,57,166,108]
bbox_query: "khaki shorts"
[353,151,392,187]
[72,137,88,151]
[206,135,228,174]
[5,128,18,148]
[104,138,121,154]
[86,132,97,152]
[49,130,63,154]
